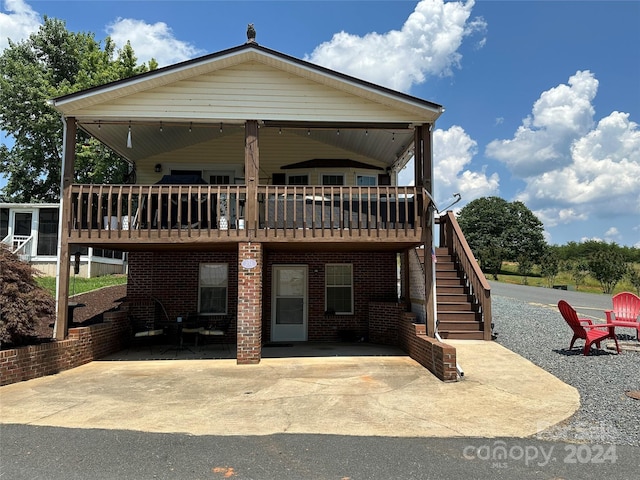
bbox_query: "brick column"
[237,242,263,364]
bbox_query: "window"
[209,174,231,185]
[287,175,309,185]
[325,264,353,314]
[37,208,58,256]
[322,174,344,186]
[356,175,377,186]
[199,263,228,314]
[0,208,8,240]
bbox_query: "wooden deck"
[66,184,425,248]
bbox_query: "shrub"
[0,244,55,347]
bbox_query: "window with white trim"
[199,263,228,314]
[356,175,377,186]
[325,264,353,314]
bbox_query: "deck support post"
[54,116,76,340]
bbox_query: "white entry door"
[272,265,307,342]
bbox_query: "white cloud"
[106,18,204,67]
[519,111,640,213]
[486,70,598,177]
[433,125,499,205]
[0,0,41,50]
[305,0,486,92]
[486,69,640,240]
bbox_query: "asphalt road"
[489,281,615,319]
[1,424,638,480]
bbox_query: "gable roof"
[50,42,444,169]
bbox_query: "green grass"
[492,262,637,295]
[36,274,127,297]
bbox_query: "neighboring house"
[49,39,490,363]
[1,203,126,278]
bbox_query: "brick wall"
[127,251,238,339]
[368,301,406,345]
[397,311,458,382]
[237,242,262,364]
[408,248,427,324]
[264,251,398,342]
[127,249,400,353]
[0,309,130,386]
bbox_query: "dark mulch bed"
[27,284,128,344]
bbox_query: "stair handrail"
[439,211,491,340]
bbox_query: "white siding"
[71,62,422,123]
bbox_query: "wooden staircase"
[433,247,485,340]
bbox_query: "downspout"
[423,187,464,379]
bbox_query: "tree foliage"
[0,17,156,202]
[627,266,640,296]
[588,248,627,294]
[0,245,56,347]
[540,248,560,288]
[456,196,547,279]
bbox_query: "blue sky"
[1,0,639,247]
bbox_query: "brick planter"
[0,309,130,386]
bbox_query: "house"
[49,39,491,368]
[1,202,125,278]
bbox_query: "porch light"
[126,122,132,148]
[154,164,162,173]
[220,122,223,133]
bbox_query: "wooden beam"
[414,126,423,187]
[245,120,259,229]
[54,117,76,340]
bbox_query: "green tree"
[570,260,590,291]
[588,249,627,294]
[516,254,534,285]
[456,197,547,278]
[628,266,640,296]
[540,248,560,288]
[0,17,156,202]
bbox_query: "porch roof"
[49,42,444,171]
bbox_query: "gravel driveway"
[491,290,639,447]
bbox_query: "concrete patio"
[0,340,579,438]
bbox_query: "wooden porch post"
[414,126,424,188]
[245,120,259,230]
[421,124,436,337]
[54,116,76,340]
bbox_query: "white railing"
[11,235,34,262]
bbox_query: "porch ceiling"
[78,121,416,169]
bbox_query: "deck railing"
[67,184,423,241]
[438,211,492,340]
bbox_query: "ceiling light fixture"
[126,122,132,149]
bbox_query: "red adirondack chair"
[557,300,620,356]
[605,292,640,340]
